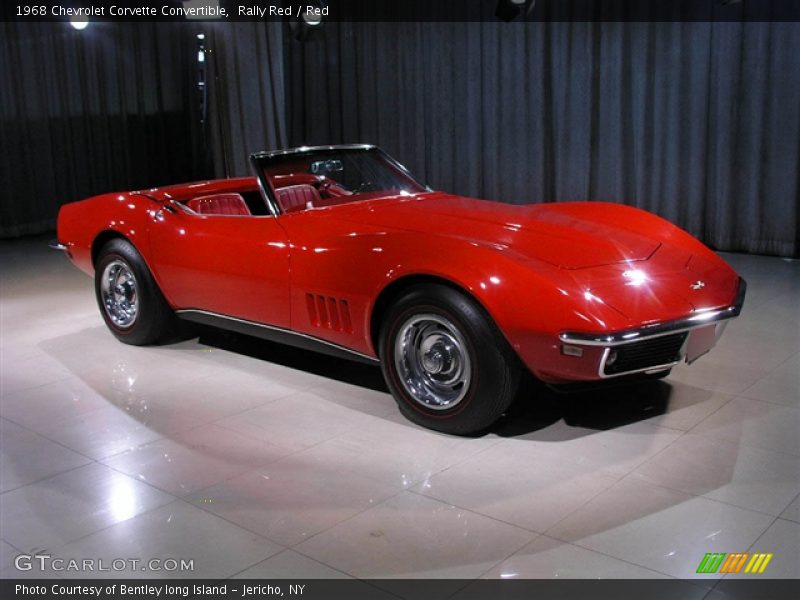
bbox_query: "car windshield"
[253,146,428,213]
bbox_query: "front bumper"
[558,277,747,379]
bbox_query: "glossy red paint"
[56,174,742,384]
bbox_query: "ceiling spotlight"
[301,1,326,26]
[302,12,323,27]
[495,0,533,22]
[69,16,89,30]
[292,2,327,41]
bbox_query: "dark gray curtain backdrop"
[287,22,800,258]
[206,22,287,178]
[0,22,206,238]
[2,21,798,258]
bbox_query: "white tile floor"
[0,237,798,586]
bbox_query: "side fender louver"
[306,293,353,333]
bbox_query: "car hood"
[339,192,660,269]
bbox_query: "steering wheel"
[317,177,352,198]
[352,181,380,194]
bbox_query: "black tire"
[379,284,522,435]
[94,238,179,346]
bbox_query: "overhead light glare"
[622,269,649,287]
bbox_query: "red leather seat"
[187,193,251,216]
[276,184,321,213]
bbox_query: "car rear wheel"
[379,284,522,435]
[94,238,178,345]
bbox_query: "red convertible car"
[54,145,745,434]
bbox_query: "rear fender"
[57,192,158,276]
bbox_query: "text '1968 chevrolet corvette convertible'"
[54,145,745,434]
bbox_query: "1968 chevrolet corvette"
[54,145,745,434]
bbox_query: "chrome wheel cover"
[394,313,472,410]
[100,259,138,329]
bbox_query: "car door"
[146,205,291,329]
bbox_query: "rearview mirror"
[310,159,344,175]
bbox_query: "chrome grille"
[603,332,687,376]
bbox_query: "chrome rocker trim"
[560,277,746,379]
[175,309,380,365]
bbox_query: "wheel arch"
[91,230,133,266]
[90,229,174,308]
[369,274,492,358]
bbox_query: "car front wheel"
[94,238,178,345]
[379,284,522,435]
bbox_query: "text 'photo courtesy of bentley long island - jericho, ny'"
[52,145,746,434]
